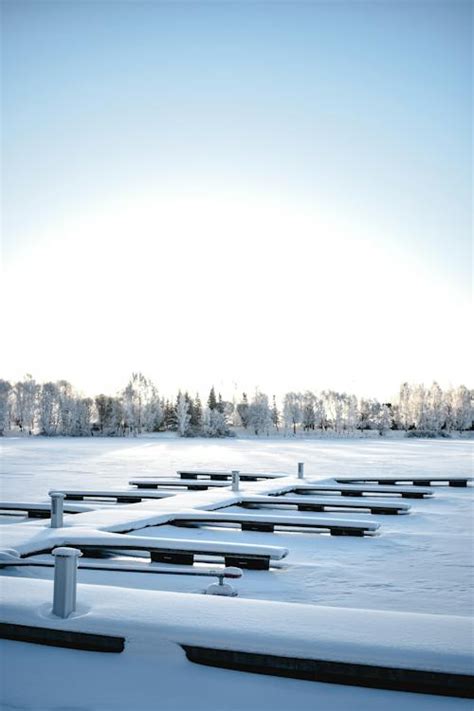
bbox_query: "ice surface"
[1,435,473,711]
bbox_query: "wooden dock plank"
[182,645,474,698]
[0,622,124,653]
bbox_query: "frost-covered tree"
[271,395,280,432]
[216,393,225,414]
[449,385,472,431]
[398,383,412,431]
[236,393,250,429]
[39,382,60,436]
[342,394,359,433]
[13,375,38,434]
[143,390,164,432]
[426,382,445,433]
[95,394,123,435]
[283,392,301,435]
[176,392,191,436]
[247,390,272,436]
[374,403,392,435]
[121,373,159,435]
[358,398,372,430]
[301,392,316,431]
[314,396,325,430]
[322,391,344,434]
[57,380,75,435]
[0,380,12,435]
[411,385,429,431]
[73,398,93,435]
[202,407,230,437]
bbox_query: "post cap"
[52,547,82,558]
[223,566,243,579]
[49,491,65,499]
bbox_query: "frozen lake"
[1,435,473,615]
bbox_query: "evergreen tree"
[190,394,203,428]
[208,386,217,411]
[163,399,177,431]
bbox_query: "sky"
[1,0,472,402]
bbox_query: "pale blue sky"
[1,0,472,398]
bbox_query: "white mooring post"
[50,491,65,528]
[298,462,305,479]
[231,470,240,492]
[52,547,82,618]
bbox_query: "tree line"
[0,374,472,438]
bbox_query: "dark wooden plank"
[0,622,124,653]
[150,551,194,565]
[224,555,270,571]
[240,522,275,533]
[181,645,474,698]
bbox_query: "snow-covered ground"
[2,435,472,613]
[0,435,473,710]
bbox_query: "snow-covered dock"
[1,577,472,697]
[129,478,238,489]
[176,470,287,480]
[0,501,96,517]
[170,510,380,535]
[334,475,473,487]
[56,488,176,502]
[288,482,434,498]
[1,437,473,710]
[12,529,289,569]
[239,494,411,514]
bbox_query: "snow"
[0,435,472,710]
[1,576,472,673]
[2,638,469,711]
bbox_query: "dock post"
[231,470,240,492]
[298,462,305,479]
[50,491,65,528]
[52,547,82,618]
